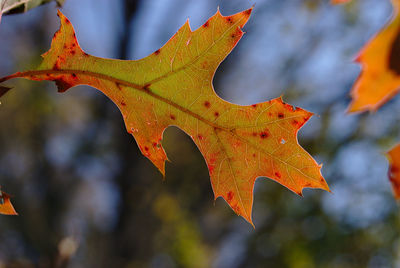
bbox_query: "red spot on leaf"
[116,82,122,90]
[252,104,257,108]
[227,191,234,202]
[154,49,160,55]
[204,101,211,108]
[53,62,60,70]
[252,132,257,137]
[208,158,216,174]
[231,28,242,40]
[260,130,269,139]
[83,52,89,57]
[170,114,176,120]
[71,73,77,79]
[120,101,126,106]
[208,164,215,174]
[214,111,219,117]
[203,21,209,27]
[275,172,281,178]
[197,134,203,140]
[144,146,149,151]
[278,113,284,119]
[226,17,233,24]
[252,153,256,157]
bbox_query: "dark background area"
[0,0,399,267]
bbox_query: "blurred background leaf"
[1,0,64,15]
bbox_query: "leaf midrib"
[0,68,322,186]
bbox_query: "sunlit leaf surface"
[0,9,330,225]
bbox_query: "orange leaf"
[387,144,400,200]
[0,191,17,215]
[0,9,330,225]
[348,0,400,112]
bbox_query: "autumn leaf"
[348,0,400,112]
[0,9,330,225]
[0,189,17,215]
[387,144,400,200]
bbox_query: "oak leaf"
[0,9,330,225]
[348,0,400,112]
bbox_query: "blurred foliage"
[0,0,399,267]
[1,0,64,15]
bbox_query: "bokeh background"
[0,0,400,267]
